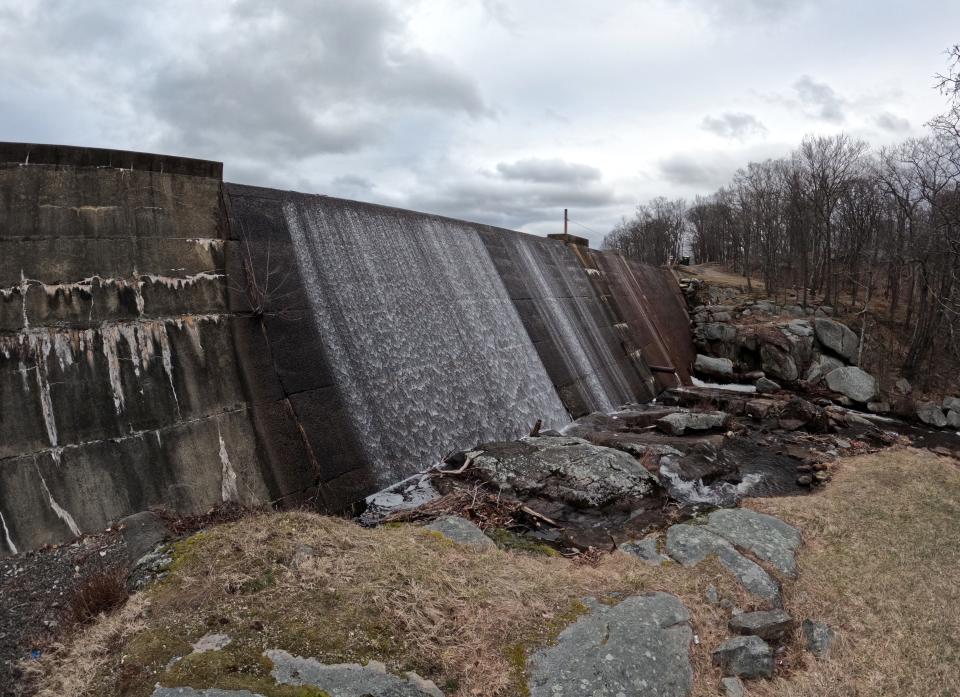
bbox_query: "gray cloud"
[874,111,911,132]
[495,158,602,184]
[793,75,846,123]
[677,0,807,22]
[701,112,768,140]
[659,154,732,188]
[148,0,488,160]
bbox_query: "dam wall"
[0,144,693,554]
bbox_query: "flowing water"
[284,197,570,484]
[503,234,638,412]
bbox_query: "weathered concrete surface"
[478,229,655,416]
[581,250,694,389]
[424,516,495,550]
[0,149,318,554]
[473,436,659,507]
[528,594,693,697]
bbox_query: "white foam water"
[659,458,762,507]
[284,197,570,484]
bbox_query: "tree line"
[604,46,960,377]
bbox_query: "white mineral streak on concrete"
[20,270,29,328]
[35,461,82,537]
[510,235,636,412]
[31,340,59,448]
[185,238,225,250]
[218,427,239,503]
[284,198,569,484]
[0,510,18,555]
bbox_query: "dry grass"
[29,447,960,696]
[67,568,130,625]
[747,447,960,696]
[28,514,755,697]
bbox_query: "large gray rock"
[528,593,693,697]
[813,318,859,362]
[721,676,745,697]
[894,377,912,395]
[695,354,734,377]
[703,323,737,342]
[801,620,835,658]
[618,537,669,565]
[948,411,960,429]
[825,367,878,403]
[705,508,802,577]
[656,411,729,436]
[755,377,780,394]
[424,516,495,550]
[785,320,814,337]
[805,354,845,384]
[472,436,659,508]
[665,524,780,602]
[916,402,948,428]
[120,511,172,564]
[729,610,794,642]
[943,396,960,412]
[712,636,774,678]
[267,649,444,696]
[760,344,798,382]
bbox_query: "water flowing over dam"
[282,195,569,484]
[0,143,694,554]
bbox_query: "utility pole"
[563,208,568,240]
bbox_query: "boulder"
[943,396,960,412]
[755,377,780,394]
[813,318,859,362]
[712,635,774,679]
[266,649,444,696]
[656,411,729,436]
[618,537,669,565]
[916,402,947,428]
[665,524,780,602]
[805,354,845,384]
[760,344,798,382]
[753,300,780,314]
[867,401,890,414]
[703,508,802,577]
[785,320,814,337]
[721,676,745,697]
[120,511,172,564]
[745,399,778,420]
[424,516,495,550]
[783,304,806,317]
[801,620,835,657]
[527,594,693,697]
[894,377,912,395]
[712,312,733,322]
[695,354,734,378]
[825,367,878,403]
[815,306,834,317]
[472,436,659,508]
[702,323,737,342]
[948,411,960,429]
[779,397,830,433]
[729,610,794,642]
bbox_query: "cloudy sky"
[1,1,957,244]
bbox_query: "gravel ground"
[0,529,127,697]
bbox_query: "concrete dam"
[0,143,694,554]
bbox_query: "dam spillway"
[0,143,693,554]
[281,194,569,484]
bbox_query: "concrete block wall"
[0,146,316,554]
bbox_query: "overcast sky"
[1,1,957,244]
